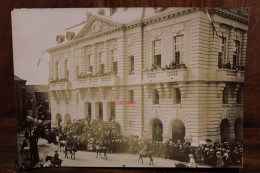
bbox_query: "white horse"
[22,147,30,158]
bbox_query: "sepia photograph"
[12,7,249,169]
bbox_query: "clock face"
[93,21,102,32]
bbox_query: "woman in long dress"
[216,151,224,168]
[188,154,197,168]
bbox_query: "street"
[37,138,180,167]
[18,132,189,168]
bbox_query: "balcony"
[78,75,119,88]
[49,81,70,91]
[216,69,244,82]
[143,69,188,84]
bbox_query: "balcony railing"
[49,81,70,91]
[143,68,188,84]
[216,69,244,82]
[218,61,245,71]
[78,75,119,88]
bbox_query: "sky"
[12,9,97,85]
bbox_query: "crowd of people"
[42,119,243,168]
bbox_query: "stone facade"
[46,8,247,143]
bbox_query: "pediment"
[74,15,123,40]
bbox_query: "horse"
[40,161,55,167]
[21,147,30,158]
[95,144,108,160]
[45,155,62,167]
[64,144,77,159]
[138,149,154,165]
[58,140,67,152]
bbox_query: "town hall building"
[46,8,248,143]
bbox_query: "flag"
[37,58,41,66]
[206,9,219,38]
[37,51,46,66]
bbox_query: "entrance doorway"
[234,118,243,140]
[220,119,230,142]
[152,118,163,141]
[55,113,62,127]
[172,120,185,142]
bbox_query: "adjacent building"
[46,8,248,143]
[26,85,49,119]
[14,75,27,126]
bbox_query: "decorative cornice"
[207,8,249,24]
[46,7,248,53]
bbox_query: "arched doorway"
[152,118,163,142]
[172,120,185,142]
[64,113,71,126]
[55,113,62,127]
[220,119,230,142]
[234,118,243,140]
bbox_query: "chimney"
[97,9,105,16]
[86,12,93,21]
[110,8,117,16]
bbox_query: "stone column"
[162,133,169,143]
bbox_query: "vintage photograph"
[12,7,249,169]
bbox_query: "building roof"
[53,8,177,46]
[14,75,26,82]
[47,7,249,52]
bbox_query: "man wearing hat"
[53,150,60,164]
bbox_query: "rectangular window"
[153,40,161,66]
[153,89,159,104]
[219,37,226,65]
[55,61,59,79]
[86,54,93,72]
[113,61,117,74]
[111,49,116,62]
[64,60,69,81]
[153,55,161,67]
[98,52,104,73]
[233,40,240,66]
[175,88,181,104]
[223,88,228,104]
[129,56,134,74]
[89,66,93,73]
[175,51,180,65]
[88,103,91,117]
[100,64,105,74]
[174,36,184,64]
[237,88,242,104]
[129,90,134,102]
